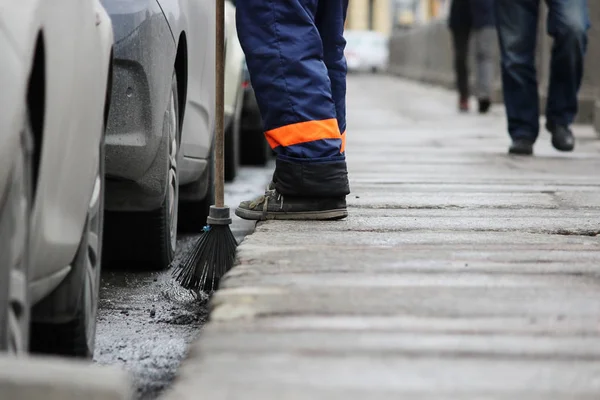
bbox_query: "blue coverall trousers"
[236,0,350,197]
[495,0,589,142]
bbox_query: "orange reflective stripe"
[265,118,341,148]
[340,130,346,153]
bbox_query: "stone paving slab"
[168,354,600,399]
[349,174,600,185]
[0,354,133,400]
[163,75,600,399]
[349,183,600,193]
[206,287,600,320]
[199,315,600,336]
[238,229,597,247]
[197,329,600,359]
[245,212,600,234]
[232,252,600,275]
[348,192,560,209]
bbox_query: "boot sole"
[235,208,348,221]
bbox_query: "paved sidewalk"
[164,76,600,399]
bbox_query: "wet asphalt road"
[94,165,273,400]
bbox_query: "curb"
[0,354,133,400]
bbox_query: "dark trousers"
[236,0,350,197]
[495,0,589,142]
[452,29,470,101]
[451,27,496,101]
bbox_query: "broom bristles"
[172,224,238,293]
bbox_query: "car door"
[180,0,215,161]
[29,0,106,283]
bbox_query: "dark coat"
[449,0,472,32]
[449,0,495,31]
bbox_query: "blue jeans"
[495,0,590,142]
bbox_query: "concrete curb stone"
[0,354,133,400]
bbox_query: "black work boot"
[508,139,534,156]
[546,121,575,152]
[236,189,348,221]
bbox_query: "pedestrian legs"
[495,0,540,143]
[451,29,471,111]
[473,27,495,113]
[544,0,589,128]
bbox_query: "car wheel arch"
[103,48,114,130]
[26,31,46,198]
[174,32,187,138]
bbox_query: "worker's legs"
[235,0,349,220]
[315,0,349,152]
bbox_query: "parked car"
[344,29,389,73]
[100,0,216,269]
[223,0,245,181]
[0,0,113,357]
[239,59,272,166]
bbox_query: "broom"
[172,0,237,293]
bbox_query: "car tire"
[30,139,105,358]
[0,117,33,353]
[225,88,242,182]
[240,128,271,166]
[103,72,180,271]
[178,147,214,233]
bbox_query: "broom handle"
[215,0,225,208]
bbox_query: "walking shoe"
[478,98,491,114]
[459,97,469,113]
[236,189,348,221]
[546,122,575,152]
[508,139,534,156]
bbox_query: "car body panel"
[30,0,112,285]
[101,0,214,205]
[101,0,175,210]
[172,0,215,167]
[0,0,113,299]
[0,27,25,198]
[223,0,243,129]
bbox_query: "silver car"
[0,0,114,356]
[100,0,216,270]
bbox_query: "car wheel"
[30,139,105,358]
[225,89,242,182]
[104,72,180,270]
[240,128,271,166]
[0,118,32,353]
[178,146,214,233]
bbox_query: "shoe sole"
[551,140,574,152]
[508,149,533,156]
[235,208,348,221]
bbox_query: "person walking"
[234,1,350,221]
[496,0,590,155]
[448,0,496,113]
